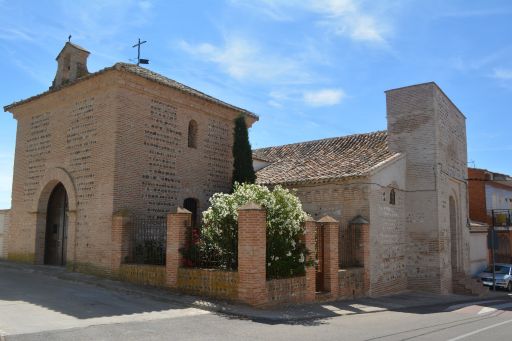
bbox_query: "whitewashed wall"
[469,224,489,276]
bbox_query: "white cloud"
[493,68,512,80]
[303,88,345,106]
[228,0,293,21]
[231,0,390,44]
[0,28,34,42]
[179,36,312,84]
[308,0,389,43]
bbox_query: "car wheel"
[508,282,512,293]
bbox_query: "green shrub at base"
[200,183,311,279]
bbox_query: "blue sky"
[1,0,512,209]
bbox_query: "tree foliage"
[232,114,256,188]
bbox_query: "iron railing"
[491,209,512,227]
[339,225,362,268]
[129,217,167,265]
[180,225,238,270]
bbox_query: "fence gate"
[315,225,324,292]
[495,231,512,263]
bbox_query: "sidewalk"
[0,260,507,323]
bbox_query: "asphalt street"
[1,265,512,340]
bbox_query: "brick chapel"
[4,42,478,297]
[3,42,257,273]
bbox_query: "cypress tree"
[232,114,256,187]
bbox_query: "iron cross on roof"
[132,38,149,66]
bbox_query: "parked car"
[479,263,512,292]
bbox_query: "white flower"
[286,251,291,257]
[299,253,305,263]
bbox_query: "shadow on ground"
[0,260,510,326]
[0,264,187,319]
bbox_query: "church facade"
[3,42,257,273]
[4,42,481,297]
[254,82,477,295]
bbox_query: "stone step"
[453,272,488,297]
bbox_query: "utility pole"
[132,38,149,66]
[491,210,496,291]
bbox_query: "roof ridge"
[253,130,388,152]
[5,62,257,119]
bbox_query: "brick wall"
[289,180,370,266]
[468,168,488,223]
[338,268,366,299]
[112,71,254,220]
[118,264,166,287]
[368,154,408,296]
[386,82,469,294]
[177,268,239,300]
[266,276,307,304]
[7,73,118,270]
[0,209,10,259]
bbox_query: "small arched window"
[389,189,396,205]
[188,120,198,148]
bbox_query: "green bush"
[201,183,311,278]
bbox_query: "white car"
[479,263,512,292]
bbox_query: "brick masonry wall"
[338,268,366,299]
[368,155,408,296]
[468,169,488,223]
[434,85,469,293]
[0,210,10,259]
[289,181,370,266]
[177,268,239,300]
[266,276,307,305]
[7,73,118,270]
[386,82,469,294]
[118,264,166,287]
[112,71,255,220]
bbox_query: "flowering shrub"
[200,183,311,278]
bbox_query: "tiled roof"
[4,62,257,120]
[253,130,397,185]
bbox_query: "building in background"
[468,168,512,265]
[0,209,10,259]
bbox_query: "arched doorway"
[183,198,199,227]
[44,183,69,266]
[449,196,459,272]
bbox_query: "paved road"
[1,265,512,340]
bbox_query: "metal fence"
[128,217,167,265]
[180,225,238,270]
[339,225,362,268]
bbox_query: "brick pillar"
[304,216,317,302]
[318,215,339,296]
[111,211,133,275]
[237,202,267,306]
[166,207,191,288]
